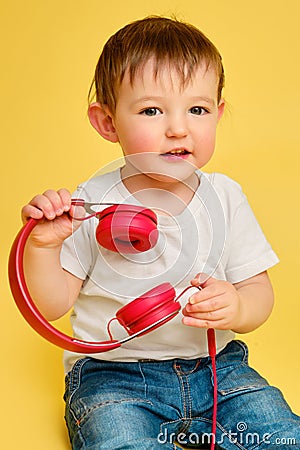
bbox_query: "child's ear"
[88,102,119,143]
[217,99,225,122]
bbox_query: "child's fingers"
[57,188,72,212]
[21,204,44,222]
[21,189,72,223]
[22,193,53,220]
[185,296,223,315]
[42,189,68,217]
[182,315,225,329]
[189,283,221,305]
[28,193,56,220]
[183,305,226,321]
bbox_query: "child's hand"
[21,189,85,248]
[182,273,241,330]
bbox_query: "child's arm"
[182,271,274,333]
[21,189,84,321]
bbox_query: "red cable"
[207,328,217,450]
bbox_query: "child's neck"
[120,165,200,216]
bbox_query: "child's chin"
[148,161,197,184]
[145,172,190,184]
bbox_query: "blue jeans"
[64,340,300,449]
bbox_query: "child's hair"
[89,16,225,114]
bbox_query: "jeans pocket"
[212,340,268,397]
[216,361,269,397]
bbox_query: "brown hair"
[89,16,225,114]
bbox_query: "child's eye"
[189,106,208,115]
[140,107,162,116]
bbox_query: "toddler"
[22,16,300,449]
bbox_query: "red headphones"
[71,199,159,253]
[8,200,218,449]
[8,200,189,353]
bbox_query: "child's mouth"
[161,149,191,160]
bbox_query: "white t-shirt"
[61,169,279,373]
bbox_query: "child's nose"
[165,115,188,138]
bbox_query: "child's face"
[95,60,224,185]
[111,60,224,179]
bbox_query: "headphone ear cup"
[116,283,180,335]
[96,205,158,253]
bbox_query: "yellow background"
[1,0,299,448]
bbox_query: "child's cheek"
[122,128,157,155]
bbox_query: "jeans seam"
[68,358,90,404]
[75,398,153,427]
[173,359,201,376]
[66,358,92,430]
[173,361,196,430]
[173,362,187,421]
[218,383,267,396]
[138,362,148,398]
[185,375,192,422]
[234,340,249,363]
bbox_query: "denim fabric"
[64,340,300,449]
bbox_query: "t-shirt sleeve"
[60,223,93,280]
[224,189,279,284]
